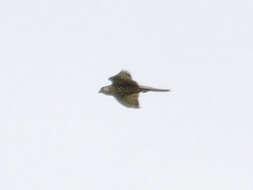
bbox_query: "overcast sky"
[1,0,253,189]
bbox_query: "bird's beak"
[98,89,102,93]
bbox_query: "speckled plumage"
[99,71,170,108]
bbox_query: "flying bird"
[99,70,170,108]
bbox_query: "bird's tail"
[139,85,170,93]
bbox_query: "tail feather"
[139,85,170,93]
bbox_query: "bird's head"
[99,85,113,95]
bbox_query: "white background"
[1,0,253,189]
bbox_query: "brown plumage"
[99,70,170,108]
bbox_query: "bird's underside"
[100,70,170,108]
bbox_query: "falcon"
[99,70,170,108]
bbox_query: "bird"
[99,70,170,108]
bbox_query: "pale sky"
[1,0,253,189]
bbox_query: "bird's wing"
[115,93,140,108]
[109,70,132,80]
[109,70,137,86]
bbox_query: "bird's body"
[99,71,170,108]
[111,83,141,95]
